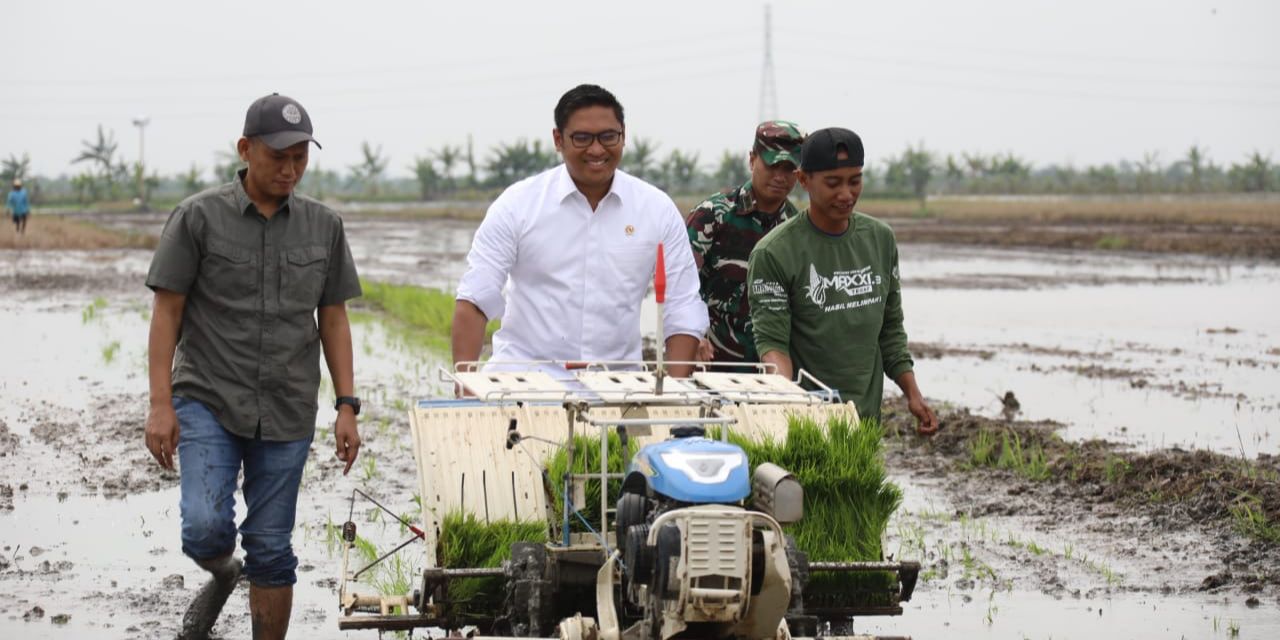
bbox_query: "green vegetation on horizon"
[8,124,1278,211]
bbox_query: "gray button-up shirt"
[146,171,362,441]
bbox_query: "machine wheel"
[784,534,809,611]
[623,524,652,593]
[615,492,648,553]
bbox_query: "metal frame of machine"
[335,360,918,639]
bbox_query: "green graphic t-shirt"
[747,210,914,421]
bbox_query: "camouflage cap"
[753,120,805,167]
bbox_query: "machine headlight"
[658,451,746,484]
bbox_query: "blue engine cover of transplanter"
[630,437,751,504]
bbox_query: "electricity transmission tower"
[758,4,778,123]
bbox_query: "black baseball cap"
[243,93,321,150]
[800,127,864,173]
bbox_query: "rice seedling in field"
[1229,495,1280,544]
[357,280,500,353]
[966,428,1051,481]
[967,429,998,468]
[100,340,120,364]
[82,297,108,323]
[1103,455,1131,483]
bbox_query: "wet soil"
[880,396,1280,602]
[1,213,1277,638]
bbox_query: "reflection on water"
[899,244,1280,457]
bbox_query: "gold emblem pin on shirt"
[625,225,635,236]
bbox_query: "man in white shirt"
[452,84,708,376]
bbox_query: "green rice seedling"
[100,340,121,364]
[437,511,548,617]
[323,512,342,555]
[1020,444,1050,481]
[968,430,998,468]
[1229,496,1280,544]
[1095,234,1129,251]
[81,297,108,323]
[543,430,630,535]
[358,280,500,353]
[353,535,380,564]
[361,454,380,482]
[368,552,416,601]
[990,430,1050,481]
[1103,455,1131,484]
[961,544,975,572]
[729,415,902,602]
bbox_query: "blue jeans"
[175,396,313,587]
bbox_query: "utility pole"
[132,116,150,210]
[758,4,779,123]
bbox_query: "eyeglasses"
[566,129,624,148]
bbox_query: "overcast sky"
[5,0,1277,179]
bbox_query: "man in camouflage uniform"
[686,120,805,366]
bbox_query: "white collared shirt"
[456,164,709,368]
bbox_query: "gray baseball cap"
[243,93,321,150]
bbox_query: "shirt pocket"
[280,245,329,312]
[602,246,655,309]
[199,239,256,307]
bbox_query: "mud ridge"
[881,397,1280,599]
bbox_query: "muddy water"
[902,245,1280,457]
[1,214,1278,638]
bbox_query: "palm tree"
[1185,145,1207,193]
[713,149,748,188]
[349,141,388,198]
[660,149,700,194]
[1,152,31,185]
[486,139,556,186]
[902,142,935,207]
[433,145,461,193]
[212,142,243,182]
[1230,151,1272,192]
[72,125,119,197]
[410,156,441,200]
[1135,151,1161,193]
[464,134,479,189]
[182,164,206,196]
[622,137,658,181]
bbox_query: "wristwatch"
[335,396,361,415]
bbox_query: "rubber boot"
[179,556,243,640]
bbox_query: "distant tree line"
[874,143,1279,208]
[3,124,1277,208]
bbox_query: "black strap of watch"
[335,396,361,415]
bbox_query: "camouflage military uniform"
[686,180,799,364]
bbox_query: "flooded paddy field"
[0,211,1276,638]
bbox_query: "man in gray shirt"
[145,93,362,640]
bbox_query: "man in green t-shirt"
[747,127,937,434]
